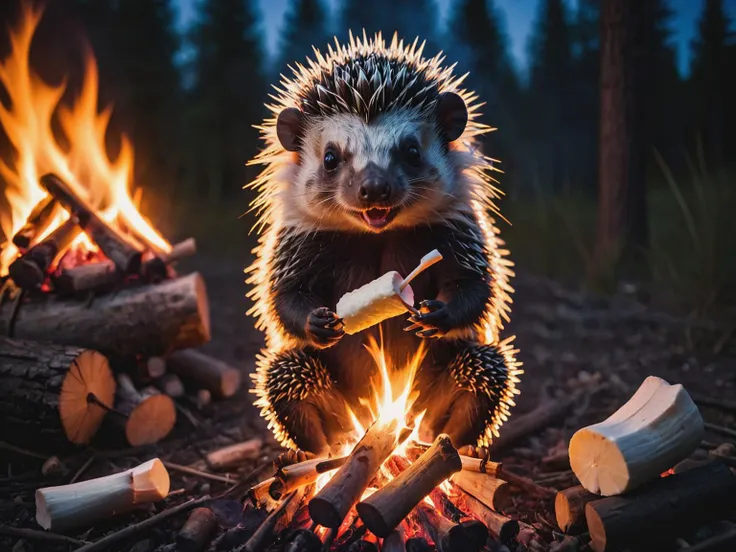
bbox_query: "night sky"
[174,0,736,77]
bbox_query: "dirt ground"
[1,251,735,552]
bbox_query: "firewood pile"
[0,171,244,453]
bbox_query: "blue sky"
[174,0,736,77]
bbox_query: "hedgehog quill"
[245,31,523,457]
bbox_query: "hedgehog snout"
[355,162,399,206]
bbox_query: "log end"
[8,257,45,290]
[307,496,343,529]
[584,502,607,552]
[220,367,241,398]
[60,350,116,445]
[355,501,392,538]
[131,458,171,501]
[554,491,573,533]
[125,394,176,446]
[569,429,628,496]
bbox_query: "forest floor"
[1,251,735,552]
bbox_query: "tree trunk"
[593,0,648,283]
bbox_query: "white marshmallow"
[336,271,414,335]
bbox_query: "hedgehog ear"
[276,107,304,152]
[436,92,468,142]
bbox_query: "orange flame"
[0,3,170,275]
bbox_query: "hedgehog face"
[276,93,469,234]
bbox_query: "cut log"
[9,215,82,290]
[453,490,519,544]
[309,418,400,528]
[0,336,114,448]
[114,374,176,446]
[357,434,462,538]
[166,350,240,398]
[205,438,263,471]
[156,373,185,398]
[382,525,406,552]
[555,485,599,534]
[585,461,736,552]
[570,376,704,496]
[41,174,143,273]
[52,261,123,296]
[283,528,322,552]
[0,272,211,357]
[449,471,511,512]
[270,456,347,499]
[35,458,170,532]
[160,238,196,264]
[406,443,501,476]
[415,504,480,552]
[12,195,56,250]
[177,507,217,552]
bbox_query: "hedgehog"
[245,31,522,456]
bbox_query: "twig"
[0,441,48,460]
[704,423,736,440]
[70,456,95,484]
[217,459,275,499]
[0,525,88,546]
[501,468,557,497]
[75,496,210,552]
[693,395,736,413]
[163,461,236,484]
[174,402,201,428]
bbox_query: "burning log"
[167,350,240,399]
[382,525,406,552]
[283,528,322,552]
[406,443,500,476]
[429,488,466,523]
[555,485,599,534]
[415,504,480,552]
[177,507,217,552]
[0,336,115,448]
[52,260,122,296]
[357,434,462,538]
[570,376,704,496]
[114,373,176,446]
[0,272,211,357]
[41,174,143,273]
[270,456,348,500]
[454,491,519,544]
[248,477,278,509]
[309,418,401,528]
[205,438,263,471]
[9,214,83,290]
[241,486,307,552]
[449,471,510,512]
[405,537,432,552]
[12,195,56,249]
[162,238,197,264]
[35,457,170,531]
[585,461,736,552]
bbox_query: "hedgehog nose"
[358,174,392,203]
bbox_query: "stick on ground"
[167,350,240,399]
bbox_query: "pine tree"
[340,0,440,53]
[690,0,734,165]
[279,0,330,73]
[526,0,575,193]
[189,0,266,202]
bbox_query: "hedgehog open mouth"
[361,207,398,229]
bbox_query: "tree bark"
[0,336,115,450]
[593,0,648,282]
[0,272,210,357]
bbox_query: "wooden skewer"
[399,249,443,292]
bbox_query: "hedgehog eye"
[323,148,340,173]
[402,141,422,167]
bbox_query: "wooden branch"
[248,477,278,508]
[205,438,263,471]
[415,503,481,552]
[453,489,519,544]
[35,458,170,532]
[406,443,501,476]
[0,524,88,546]
[357,434,462,537]
[41,174,143,273]
[162,462,235,484]
[449,471,511,512]
[309,418,400,528]
[113,374,176,446]
[52,260,122,296]
[585,462,736,552]
[9,215,82,290]
[75,496,210,552]
[382,525,406,552]
[491,394,578,451]
[241,487,307,552]
[0,272,211,357]
[177,507,217,552]
[163,238,197,264]
[283,528,322,552]
[704,422,736,440]
[555,485,599,534]
[679,526,736,552]
[11,195,56,250]
[270,456,347,500]
[570,376,704,495]
[0,337,115,448]
[167,350,240,399]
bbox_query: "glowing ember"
[0,3,171,276]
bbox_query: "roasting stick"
[399,249,443,292]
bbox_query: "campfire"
[0,4,235,452]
